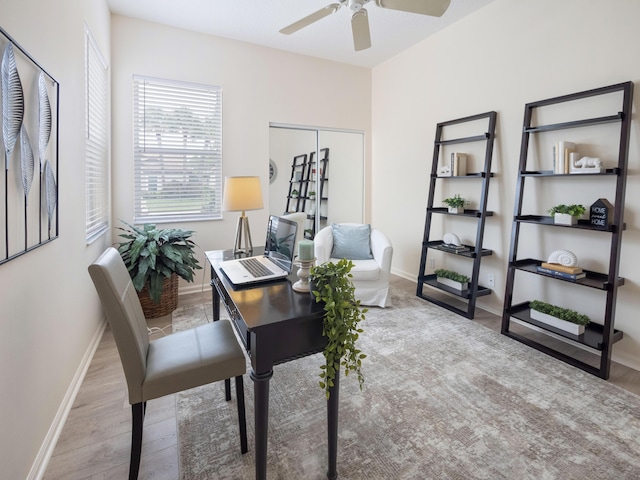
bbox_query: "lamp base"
[233,213,253,257]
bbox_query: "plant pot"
[530,308,585,335]
[553,213,577,225]
[437,276,468,291]
[448,206,463,214]
[137,273,178,319]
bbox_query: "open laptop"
[220,215,298,286]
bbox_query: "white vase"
[553,213,576,225]
[530,309,585,335]
[437,277,468,291]
[448,206,463,214]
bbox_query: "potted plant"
[308,190,316,198]
[443,194,466,214]
[117,222,202,318]
[291,189,299,198]
[529,300,589,335]
[309,259,367,399]
[548,204,586,225]
[435,268,470,291]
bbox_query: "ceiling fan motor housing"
[349,0,369,12]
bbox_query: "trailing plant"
[435,268,470,283]
[310,259,367,399]
[443,194,466,208]
[529,300,590,326]
[547,204,586,218]
[117,222,202,304]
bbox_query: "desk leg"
[327,370,340,480]
[210,279,232,399]
[251,369,272,480]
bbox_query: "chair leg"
[130,402,145,480]
[234,375,248,454]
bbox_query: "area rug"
[174,286,640,480]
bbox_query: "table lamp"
[222,176,264,256]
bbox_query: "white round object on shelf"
[547,249,578,266]
[443,232,461,246]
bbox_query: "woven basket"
[137,273,178,319]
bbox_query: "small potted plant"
[117,222,202,318]
[309,259,367,399]
[548,204,586,225]
[291,189,299,198]
[308,190,316,198]
[443,194,466,214]
[435,268,470,291]
[529,299,589,335]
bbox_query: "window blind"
[133,75,223,223]
[85,26,109,242]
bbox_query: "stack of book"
[536,262,586,280]
[553,141,576,174]
[438,243,470,254]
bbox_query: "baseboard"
[28,318,107,480]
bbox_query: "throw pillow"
[331,224,373,260]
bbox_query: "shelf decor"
[529,300,589,335]
[435,269,470,291]
[0,27,59,266]
[548,204,586,225]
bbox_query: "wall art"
[0,26,59,265]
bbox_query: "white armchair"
[314,223,393,308]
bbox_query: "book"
[438,244,470,253]
[451,153,467,176]
[540,262,583,274]
[554,141,576,174]
[536,266,586,280]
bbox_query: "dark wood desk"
[206,249,339,480]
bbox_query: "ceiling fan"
[279,0,451,52]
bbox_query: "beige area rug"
[174,287,640,480]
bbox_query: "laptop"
[220,215,298,286]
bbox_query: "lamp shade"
[222,176,264,212]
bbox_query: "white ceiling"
[105,0,495,68]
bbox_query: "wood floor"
[43,276,640,479]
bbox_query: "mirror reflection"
[269,125,364,240]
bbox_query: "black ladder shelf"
[304,147,329,239]
[501,81,633,379]
[285,153,308,214]
[417,111,497,319]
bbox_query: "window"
[85,25,109,242]
[133,75,223,223]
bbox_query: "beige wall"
[0,1,112,479]
[372,0,640,369]
[110,15,372,293]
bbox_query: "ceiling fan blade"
[351,9,371,51]
[280,3,342,35]
[375,0,451,17]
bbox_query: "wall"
[0,1,112,479]
[110,15,372,295]
[372,0,640,369]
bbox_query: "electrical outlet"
[429,258,435,269]
[487,274,495,288]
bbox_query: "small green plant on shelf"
[291,189,299,197]
[434,268,470,283]
[308,190,316,197]
[309,259,367,400]
[529,300,590,326]
[547,204,586,218]
[442,194,466,208]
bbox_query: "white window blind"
[133,75,223,223]
[85,25,109,242]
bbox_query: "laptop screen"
[265,215,297,273]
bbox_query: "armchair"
[314,223,393,307]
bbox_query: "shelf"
[512,258,624,290]
[417,111,497,319]
[507,302,623,350]
[520,169,620,177]
[426,240,493,258]
[523,113,623,133]
[430,207,494,218]
[433,172,494,179]
[515,215,620,232]
[422,274,492,299]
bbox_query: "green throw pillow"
[331,224,373,260]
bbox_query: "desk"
[206,249,339,480]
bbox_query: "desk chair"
[88,247,248,480]
[314,223,393,307]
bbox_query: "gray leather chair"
[88,247,247,480]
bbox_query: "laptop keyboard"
[240,258,274,278]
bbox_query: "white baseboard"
[28,318,107,480]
